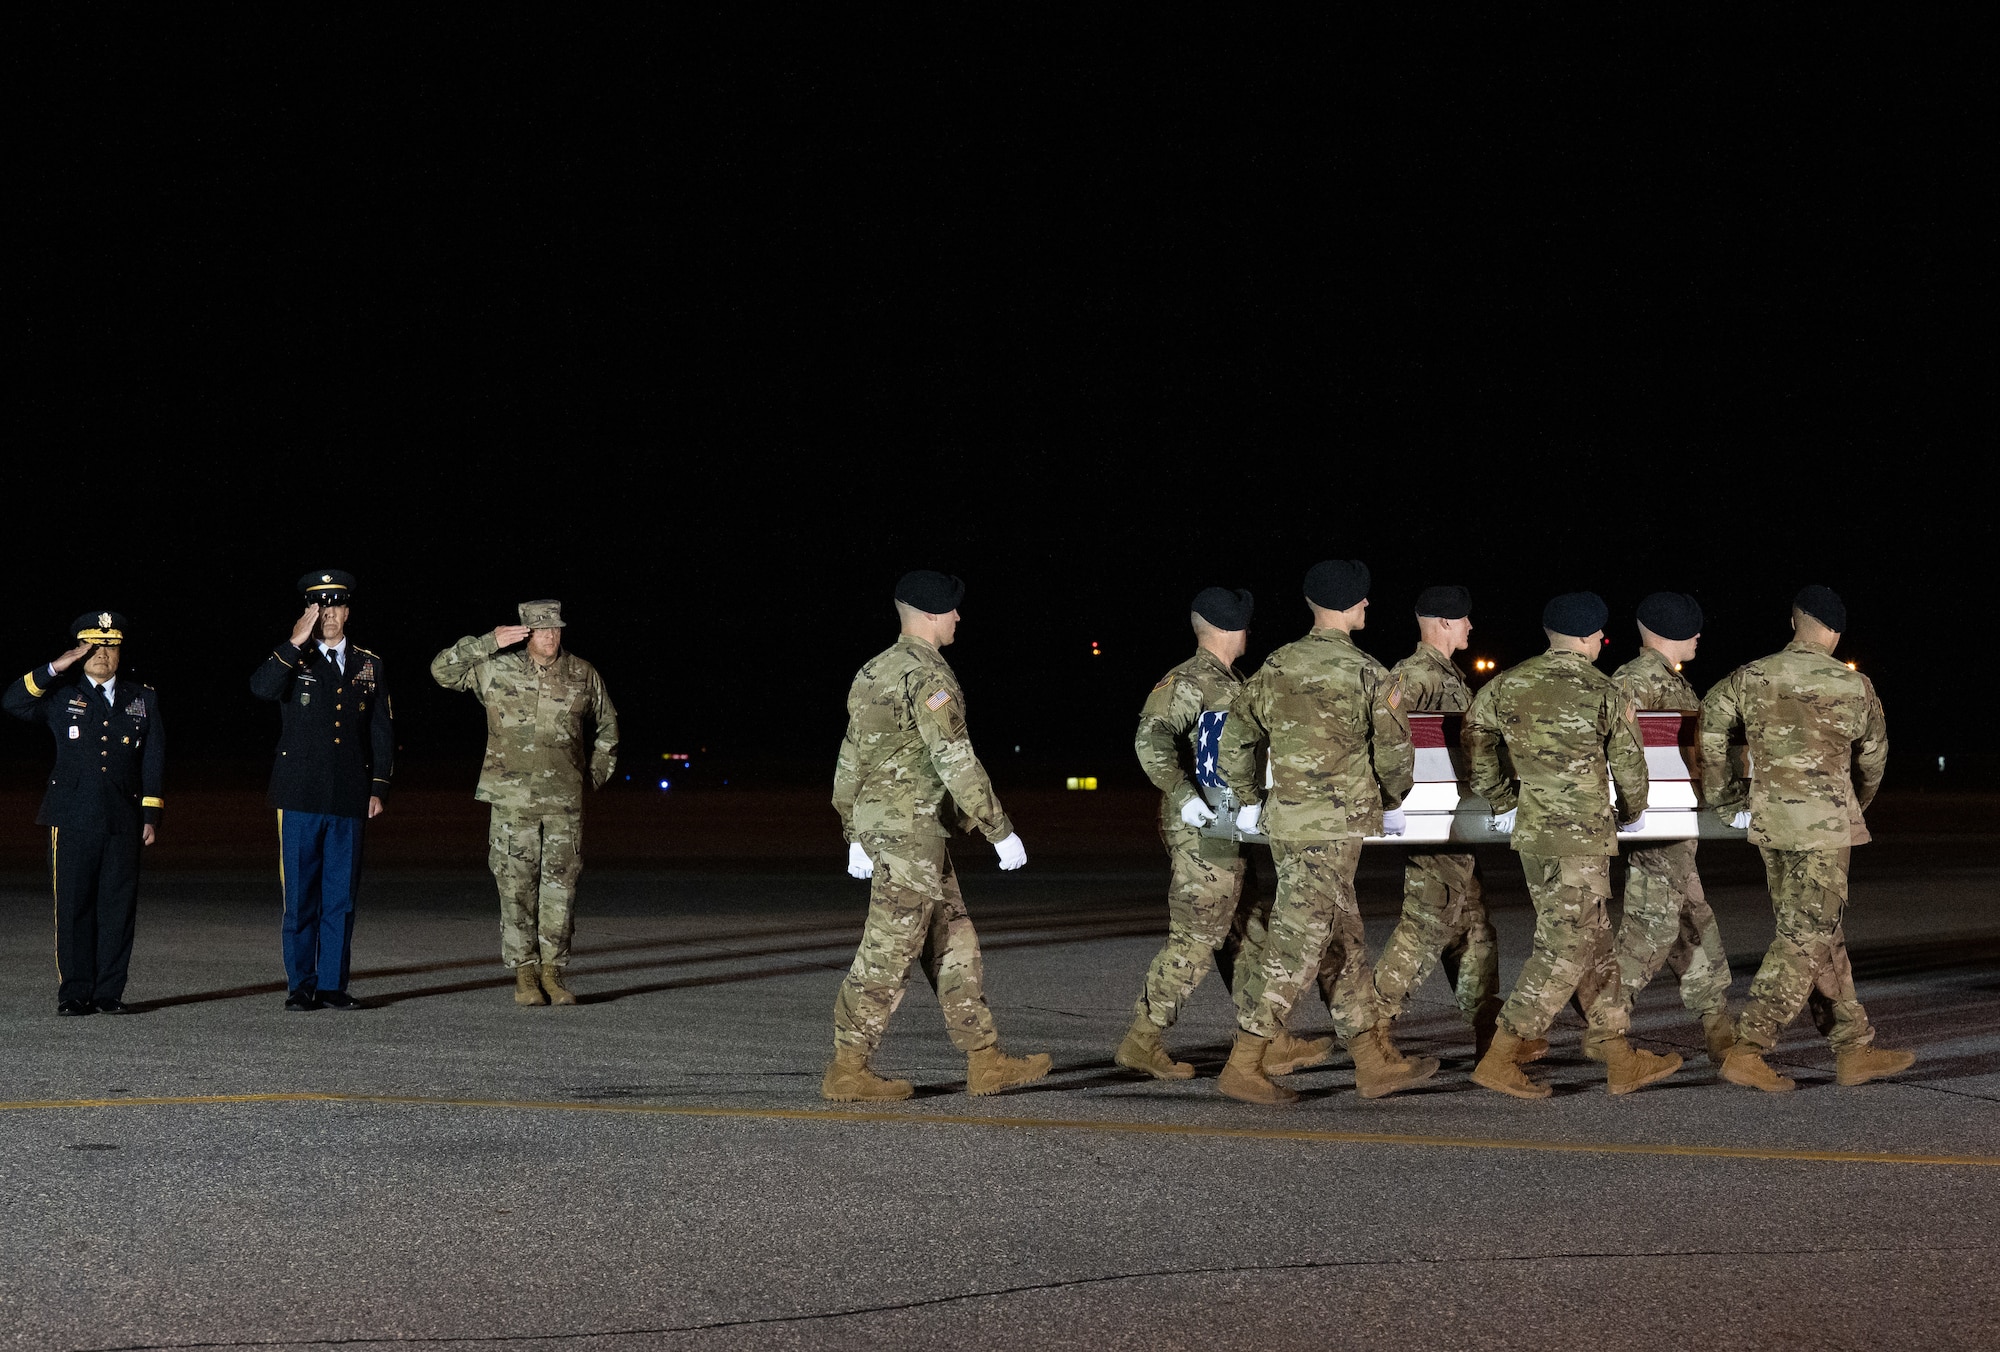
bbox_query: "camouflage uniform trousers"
[489,807,584,969]
[1575,839,1731,1021]
[833,831,998,1057]
[1133,814,1256,1029]
[1370,849,1499,1024]
[1734,846,1874,1053]
[1237,838,1379,1041]
[1498,854,1628,1043]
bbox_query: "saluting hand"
[289,603,323,647]
[49,642,93,674]
[493,625,531,647]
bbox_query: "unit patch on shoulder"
[925,689,953,712]
[1387,676,1403,709]
[1152,679,1173,693]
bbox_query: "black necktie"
[326,646,340,677]
[100,683,114,709]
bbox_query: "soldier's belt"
[1199,711,1751,847]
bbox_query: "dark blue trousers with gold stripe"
[278,810,363,994]
[50,827,142,1005]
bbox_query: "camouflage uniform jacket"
[1612,646,1700,714]
[1465,649,1648,856]
[832,636,1012,845]
[1217,627,1413,842]
[1390,642,1471,714]
[1134,647,1242,816]
[1698,639,1887,850]
[430,633,619,811]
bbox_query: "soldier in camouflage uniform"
[825,570,1051,1103]
[1570,591,1737,1067]
[1704,586,1914,1092]
[1465,592,1683,1098]
[431,600,618,1006]
[1212,560,1438,1105]
[1116,586,1309,1080]
[1364,584,1502,1057]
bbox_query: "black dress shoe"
[57,998,96,1016]
[319,990,364,1011]
[284,989,323,1012]
[95,998,134,1015]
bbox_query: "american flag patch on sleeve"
[926,689,953,711]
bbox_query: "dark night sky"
[7,14,1991,793]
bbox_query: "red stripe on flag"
[1636,712,1684,747]
[1408,714,1446,749]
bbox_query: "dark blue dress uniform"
[3,612,164,1013]
[250,571,394,1004]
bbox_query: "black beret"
[1304,559,1370,611]
[1191,587,1253,631]
[299,569,356,603]
[1793,584,1847,632]
[1415,585,1470,619]
[1636,591,1703,641]
[894,570,965,614]
[1543,591,1609,638]
[73,610,130,646]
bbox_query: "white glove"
[1235,803,1262,834]
[846,841,873,880]
[1380,808,1407,836]
[1617,811,1647,836]
[1179,796,1218,827]
[994,833,1027,871]
[1489,808,1517,834]
[1730,809,1753,830]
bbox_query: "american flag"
[1195,710,1229,788]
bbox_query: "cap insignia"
[98,612,113,628]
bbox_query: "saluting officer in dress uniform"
[250,570,395,1012]
[4,612,165,1015]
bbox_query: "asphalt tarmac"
[3,791,1997,1351]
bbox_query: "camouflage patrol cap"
[1191,587,1253,631]
[1415,585,1470,619]
[1793,585,1846,632]
[1304,559,1370,611]
[894,570,964,614]
[1543,591,1609,637]
[73,611,129,647]
[299,569,355,605]
[519,599,565,629]
[1637,591,1702,640]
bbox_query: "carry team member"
[1365,584,1502,1058]
[1465,591,1683,1098]
[4,612,165,1015]
[1214,559,1437,1105]
[1705,586,1914,1091]
[431,600,619,1006]
[250,570,395,1012]
[825,570,1051,1102]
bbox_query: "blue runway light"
[659,780,670,790]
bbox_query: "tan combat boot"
[1114,1015,1194,1081]
[821,1047,914,1102]
[1263,1028,1335,1076]
[1718,1044,1796,1093]
[539,963,578,1006]
[1346,1030,1440,1100]
[1702,1011,1737,1065]
[1471,1029,1552,1100]
[966,1045,1053,1096]
[1370,1019,1414,1070]
[514,963,547,1006]
[1218,1031,1298,1105]
[1515,1036,1550,1063]
[1835,1044,1916,1087]
[1599,1037,1684,1096]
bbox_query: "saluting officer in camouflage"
[1465,592,1683,1098]
[1213,559,1437,1105]
[825,570,1051,1103]
[1572,592,1737,1067]
[1366,584,1501,1057]
[1116,586,1287,1080]
[1704,586,1914,1092]
[431,600,618,1007]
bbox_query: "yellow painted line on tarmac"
[4,1091,1995,1168]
